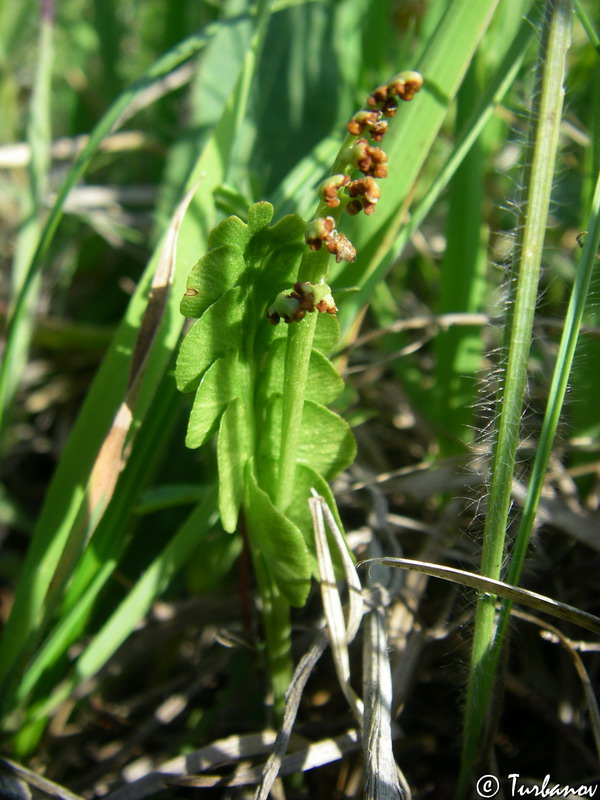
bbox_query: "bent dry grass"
[0,0,599,798]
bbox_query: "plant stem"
[275,311,319,512]
[478,162,600,764]
[253,551,293,722]
[240,506,292,722]
[268,131,360,716]
[457,0,573,795]
[275,135,357,513]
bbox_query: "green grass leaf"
[333,0,505,332]
[17,487,219,730]
[0,1,275,721]
[0,11,255,436]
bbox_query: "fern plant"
[174,73,423,714]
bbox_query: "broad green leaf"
[206,204,305,255]
[248,199,276,232]
[262,397,356,483]
[190,208,304,324]
[185,353,247,449]
[256,242,305,295]
[288,463,351,578]
[217,398,251,533]
[312,312,340,355]
[178,204,307,397]
[261,338,344,406]
[305,348,344,404]
[176,285,246,393]
[300,400,356,479]
[208,214,253,250]
[259,211,306,248]
[244,468,311,608]
[180,244,246,319]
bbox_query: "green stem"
[275,312,318,511]
[457,0,573,795]
[258,565,292,723]
[268,130,362,714]
[480,161,600,758]
[243,515,292,722]
[275,134,357,512]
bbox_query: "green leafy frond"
[175,201,353,603]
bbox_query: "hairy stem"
[482,159,600,761]
[457,0,573,795]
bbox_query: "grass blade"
[0,12,251,437]
[0,1,275,720]
[3,5,53,429]
[432,59,489,452]
[358,558,600,637]
[19,486,218,730]
[333,0,505,333]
